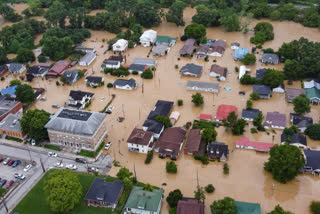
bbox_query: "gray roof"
[80,52,96,63]
[304,150,320,171]
[231,42,240,47]
[129,64,146,72]
[8,63,24,72]
[180,39,196,55]
[143,119,164,134]
[253,84,271,96]
[86,76,103,84]
[45,108,106,135]
[105,60,119,65]
[0,96,20,118]
[281,133,307,146]
[285,88,306,102]
[63,70,79,84]
[265,112,286,127]
[241,108,261,119]
[74,44,95,52]
[0,113,22,133]
[262,53,279,64]
[85,178,124,204]
[69,90,94,101]
[207,142,229,159]
[290,113,313,129]
[180,64,203,76]
[186,81,219,91]
[113,78,137,88]
[255,68,267,80]
[152,44,169,55]
[133,58,156,66]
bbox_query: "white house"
[113,78,137,90]
[79,52,96,66]
[140,30,157,47]
[112,39,128,53]
[239,65,250,79]
[231,42,240,50]
[101,60,121,70]
[127,128,154,154]
[272,84,285,93]
[68,90,94,110]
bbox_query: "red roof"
[49,61,70,76]
[199,114,212,121]
[216,104,237,120]
[235,137,275,152]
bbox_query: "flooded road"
[1,6,320,214]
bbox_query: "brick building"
[0,96,22,121]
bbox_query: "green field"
[0,188,6,197]
[13,169,129,214]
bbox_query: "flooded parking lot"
[1,6,320,214]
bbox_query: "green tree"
[267,205,294,214]
[201,128,217,143]
[160,0,175,8]
[43,170,82,213]
[184,23,206,42]
[15,84,35,104]
[166,189,183,208]
[155,115,172,128]
[250,1,271,19]
[9,79,21,86]
[223,163,229,174]
[277,40,299,60]
[279,3,299,21]
[232,119,246,135]
[310,201,320,214]
[192,5,220,27]
[44,0,67,27]
[305,124,320,140]
[221,14,240,32]
[210,197,237,214]
[141,69,153,79]
[242,54,256,65]
[166,161,177,173]
[16,48,35,63]
[283,59,302,80]
[0,4,22,22]
[270,10,281,20]
[42,36,73,61]
[302,7,320,28]
[143,183,153,191]
[205,184,215,193]
[194,185,205,203]
[166,1,186,26]
[240,74,256,85]
[253,22,274,41]
[134,1,161,28]
[223,111,237,128]
[60,75,67,84]
[250,92,260,100]
[192,93,204,106]
[264,145,305,183]
[0,47,7,64]
[246,100,253,109]
[292,94,311,115]
[123,177,133,189]
[78,70,84,78]
[253,112,264,131]
[20,109,50,142]
[116,167,133,180]
[262,69,284,88]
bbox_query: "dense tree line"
[0,3,22,22]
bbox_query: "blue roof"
[234,48,248,60]
[1,85,18,96]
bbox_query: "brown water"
[1,7,320,214]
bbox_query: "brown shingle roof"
[210,64,227,77]
[127,128,153,146]
[209,46,224,54]
[285,88,305,102]
[211,40,226,50]
[49,61,70,76]
[184,129,202,154]
[180,39,196,55]
[177,199,204,214]
[156,127,186,156]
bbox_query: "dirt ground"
[1,6,320,214]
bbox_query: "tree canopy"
[292,94,311,115]
[16,48,35,63]
[242,54,256,65]
[250,22,274,46]
[0,4,22,22]
[210,197,237,214]
[223,112,246,135]
[192,93,204,106]
[166,1,186,26]
[184,23,206,43]
[15,84,35,104]
[305,124,320,140]
[166,189,183,208]
[43,170,82,213]
[264,145,305,183]
[262,69,284,88]
[267,205,294,214]
[194,185,205,203]
[201,128,217,143]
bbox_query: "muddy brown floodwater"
[1,6,320,214]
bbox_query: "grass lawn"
[0,188,6,197]
[13,169,117,214]
[44,144,61,151]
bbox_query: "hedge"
[5,136,23,142]
[44,144,61,151]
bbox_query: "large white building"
[126,128,154,154]
[112,39,128,53]
[140,30,157,47]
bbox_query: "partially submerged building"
[186,81,219,93]
[127,128,154,154]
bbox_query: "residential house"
[7,63,26,74]
[304,79,320,90]
[34,88,45,99]
[156,36,176,46]
[133,58,157,67]
[154,127,186,160]
[112,39,128,53]
[273,84,285,93]
[261,53,279,64]
[234,48,248,61]
[184,129,202,155]
[180,39,196,56]
[234,201,261,214]
[123,186,163,214]
[47,61,70,77]
[128,64,147,74]
[108,55,126,64]
[0,96,22,121]
[152,44,170,57]
[255,68,267,80]
[281,133,307,148]
[180,63,203,77]
[85,178,124,209]
[0,65,8,76]
[63,70,79,85]
[142,100,174,139]
[1,85,18,98]
[37,62,51,68]
[239,65,250,79]
[264,112,286,129]
[207,142,229,161]
[113,78,137,90]
[186,81,219,93]
[253,84,271,99]
[303,149,320,175]
[177,198,205,214]
[231,42,240,50]
[199,114,212,121]
[85,76,104,87]
[127,128,154,154]
[241,108,261,121]
[208,46,224,57]
[215,104,237,121]
[235,137,275,153]
[26,65,49,79]
[0,113,24,139]
[79,52,96,66]
[101,60,121,70]
[196,44,209,59]
[290,113,313,132]
[45,108,107,153]
[209,64,227,81]
[169,111,180,125]
[305,88,320,104]
[211,39,226,50]
[285,88,305,103]
[74,44,95,53]
[140,30,157,47]
[68,90,94,110]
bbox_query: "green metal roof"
[305,88,320,99]
[156,36,176,44]
[235,201,261,214]
[124,186,163,212]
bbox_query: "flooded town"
[0,1,320,214]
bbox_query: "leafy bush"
[194,154,209,165]
[223,163,229,174]
[5,136,23,142]
[310,201,320,214]
[205,184,215,193]
[107,83,113,88]
[141,69,153,79]
[251,128,258,134]
[145,150,154,164]
[166,189,183,207]
[132,70,139,75]
[177,99,183,106]
[166,161,177,173]
[37,55,46,63]
[104,66,129,77]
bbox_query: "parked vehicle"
[55,162,63,168]
[14,173,25,180]
[5,180,14,189]
[105,106,114,114]
[23,164,32,172]
[48,152,57,157]
[0,158,4,163]
[0,179,7,187]
[65,164,77,170]
[104,142,112,150]
[8,160,15,166]
[88,167,99,173]
[75,158,87,164]
[12,160,21,168]
[3,158,10,165]
[40,97,46,101]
